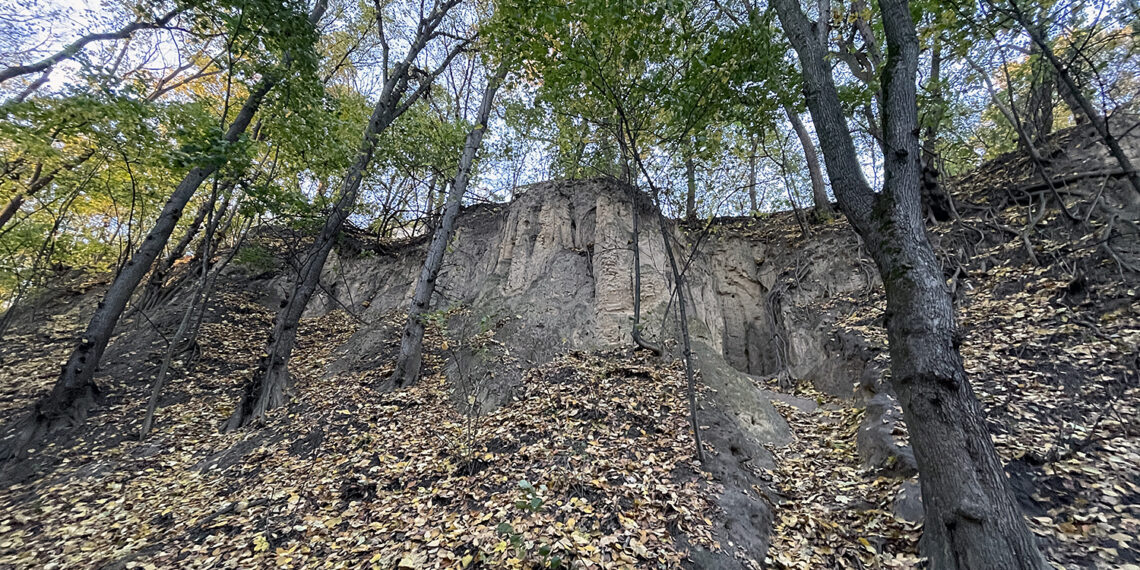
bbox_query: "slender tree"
[0,0,328,459]
[684,149,698,222]
[1002,0,1140,197]
[767,0,1049,565]
[388,62,509,388]
[223,0,469,429]
[783,103,831,218]
[919,35,956,222]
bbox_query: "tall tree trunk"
[1024,27,1055,146]
[770,0,1048,565]
[0,77,275,458]
[621,122,702,463]
[783,104,831,218]
[0,0,328,459]
[132,188,218,315]
[222,97,396,432]
[224,2,467,428]
[748,138,758,213]
[920,37,956,222]
[614,125,661,355]
[685,152,697,222]
[141,195,247,438]
[628,181,660,354]
[653,201,704,464]
[1055,75,1088,126]
[139,195,220,439]
[1009,0,1140,198]
[388,63,508,388]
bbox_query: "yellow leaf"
[858,537,875,552]
[253,535,269,553]
[461,554,473,567]
[398,553,423,569]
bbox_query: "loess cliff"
[0,121,1137,569]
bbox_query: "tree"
[0,4,185,102]
[767,0,1049,565]
[222,0,470,430]
[388,61,509,388]
[783,103,831,218]
[0,0,328,459]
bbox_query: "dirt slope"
[0,122,1138,568]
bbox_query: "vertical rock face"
[313,178,879,404]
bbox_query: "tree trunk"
[1055,75,1087,126]
[0,0,331,457]
[628,181,661,354]
[685,153,697,222]
[783,104,831,219]
[770,0,1048,565]
[653,198,704,464]
[1024,28,1055,146]
[224,3,468,427]
[613,124,661,355]
[222,95,400,431]
[132,190,218,315]
[748,138,758,213]
[183,196,244,352]
[139,194,225,439]
[0,77,274,458]
[920,37,956,222]
[388,63,508,388]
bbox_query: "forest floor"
[0,175,1138,569]
[0,288,720,569]
[750,171,1140,568]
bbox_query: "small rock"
[893,480,924,523]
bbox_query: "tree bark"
[1024,29,1055,145]
[783,104,831,219]
[920,37,956,222]
[224,0,466,428]
[685,152,697,222]
[653,202,704,464]
[613,125,661,355]
[748,138,758,213]
[0,76,275,458]
[139,199,218,439]
[0,0,330,458]
[132,190,218,315]
[628,181,661,354]
[770,0,1048,565]
[388,63,508,388]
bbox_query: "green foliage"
[234,242,277,274]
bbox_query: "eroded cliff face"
[266,178,895,566]
[279,180,903,551]
[305,179,877,403]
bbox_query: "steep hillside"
[0,124,1137,569]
